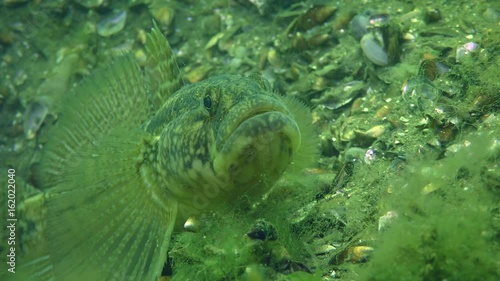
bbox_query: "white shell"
[361,32,388,66]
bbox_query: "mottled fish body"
[18,23,318,281]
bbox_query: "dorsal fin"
[145,21,183,111]
[40,55,150,188]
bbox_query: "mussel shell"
[360,32,388,66]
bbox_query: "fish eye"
[203,95,212,109]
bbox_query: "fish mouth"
[231,107,278,133]
[213,109,301,194]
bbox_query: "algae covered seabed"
[1,0,499,280]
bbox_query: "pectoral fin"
[22,130,176,281]
[40,55,150,189]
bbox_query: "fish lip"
[214,109,300,178]
[225,105,288,142]
[233,108,279,132]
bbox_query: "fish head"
[212,75,302,194]
[155,74,309,216]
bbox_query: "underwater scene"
[0,0,499,280]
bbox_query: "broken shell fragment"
[378,210,398,232]
[247,219,278,241]
[456,42,479,63]
[23,101,48,140]
[364,125,386,139]
[332,245,374,264]
[183,216,199,232]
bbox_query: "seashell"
[374,104,391,119]
[183,216,199,232]
[332,9,355,30]
[424,8,442,23]
[363,148,377,164]
[350,12,370,40]
[401,76,440,112]
[320,134,336,157]
[385,24,401,65]
[422,182,439,194]
[314,244,336,255]
[312,76,328,91]
[346,246,373,263]
[293,5,337,31]
[332,245,374,264]
[150,5,174,27]
[353,129,378,147]
[247,219,277,241]
[267,47,284,68]
[97,10,127,37]
[419,53,438,81]
[364,125,386,139]
[360,32,388,66]
[205,32,224,50]
[344,147,367,162]
[437,124,456,143]
[456,42,479,63]
[291,32,309,51]
[308,33,330,48]
[350,97,363,113]
[313,80,365,110]
[470,95,498,115]
[368,13,390,28]
[378,210,398,232]
[23,101,48,140]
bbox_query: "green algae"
[165,171,330,280]
[355,129,500,280]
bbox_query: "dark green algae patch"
[1,0,500,280]
[355,132,500,281]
